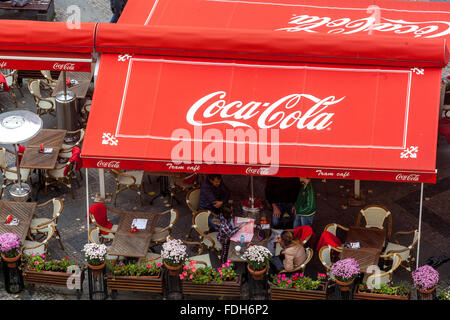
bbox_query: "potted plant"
[242,245,272,280]
[412,265,439,300]
[354,281,412,300]
[269,273,328,300]
[438,286,450,300]
[106,260,163,299]
[180,260,241,298]
[0,233,21,268]
[161,239,188,275]
[22,254,85,298]
[82,243,107,275]
[330,258,360,291]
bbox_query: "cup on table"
[235,245,241,255]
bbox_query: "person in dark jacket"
[265,177,301,229]
[293,177,316,228]
[198,174,231,232]
[110,0,128,23]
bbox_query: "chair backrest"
[0,148,7,169]
[410,230,420,249]
[88,227,101,244]
[169,209,179,226]
[193,210,211,234]
[319,245,332,270]
[324,223,338,236]
[359,205,391,229]
[40,70,53,81]
[89,203,113,229]
[186,187,201,212]
[77,128,85,145]
[28,79,42,98]
[366,253,402,288]
[302,247,313,267]
[52,198,63,218]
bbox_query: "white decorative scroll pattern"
[401,146,418,159]
[411,68,424,75]
[118,54,132,62]
[102,133,119,146]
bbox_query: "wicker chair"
[88,203,121,244]
[28,198,64,250]
[364,253,402,288]
[40,70,58,92]
[58,129,85,160]
[88,227,124,261]
[189,210,221,255]
[318,245,343,281]
[382,230,419,271]
[149,209,179,249]
[278,247,314,275]
[28,79,56,117]
[323,223,349,238]
[1,69,23,108]
[23,225,55,256]
[0,147,31,199]
[356,205,392,241]
[111,169,144,206]
[44,161,80,199]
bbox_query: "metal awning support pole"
[98,168,106,200]
[250,175,255,209]
[85,168,90,242]
[416,182,424,269]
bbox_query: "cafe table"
[339,226,386,273]
[107,211,160,259]
[0,201,36,243]
[52,71,93,99]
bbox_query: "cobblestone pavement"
[0,0,449,301]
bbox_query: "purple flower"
[412,265,439,291]
[331,258,360,282]
[0,233,20,255]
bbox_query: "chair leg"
[138,185,143,206]
[55,229,65,250]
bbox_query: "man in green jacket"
[293,178,316,228]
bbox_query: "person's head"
[299,177,311,185]
[208,174,222,187]
[280,230,300,248]
[221,204,234,220]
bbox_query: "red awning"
[120,0,450,44]
[81,54,441,183]
[0,51,93,72]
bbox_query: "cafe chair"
[88,227,124,262]
[185,254,212,268]
[324,223,349,239]
[318,245,343,281]
[149,209,179,249]
[22,225,55,256]
[40,70,58,92]
[0,147,31,199]
[28,198,65,250]
[81,100,91,127]
[364,253,402,289]
[190,210,222,256]
[44,160,80,199]
[88,202,120,243]
[279,247,314,275]
[111,169,144,206]
[28,79,56,117]
[1,69,23,108]
[382,230,420,272]
[185,187,201,239]
[58,129,85,160]
[356,205,393,241]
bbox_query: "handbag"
[11,0,30,7]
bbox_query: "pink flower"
[189,274,194,279]
[156,263,161,267]
[277,280,281,284]
[191,268,196,273]
[34,261,39,265]
[179,274,184,280]
[287,280,291,284]
[299,273,304,277]
[182,271,187,276]
[183,266,188,270]
[277,274,281,278]
[147,264,151,268]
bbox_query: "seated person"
[265,177,301,229]
[198,174,231,232]
[269,230,307,274]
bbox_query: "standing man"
[109,0,128,23]
[293,177,317,228]
[198,174,231,232]
[265,177,301,229]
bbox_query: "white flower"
[242,245,272,263]
[82,243,107,261]
[161,239,187,265]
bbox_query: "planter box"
[182,276,242,298]
[23,268,85,298]
[353,286,410,300]
[269,281,328,300]
[106,273,163,298]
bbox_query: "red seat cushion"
[316,231,342,251]
[0,73,9,92]
[88,203,114,235]
[293,225,316,246]
[64,147,83,176]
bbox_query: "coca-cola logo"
[246,167,271,175]
[395,174,420,182]
[97,160,120,169]
[187,91,343,130]
[0,61,6,68]
[53,62,76,71]
[276,14,450,39]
